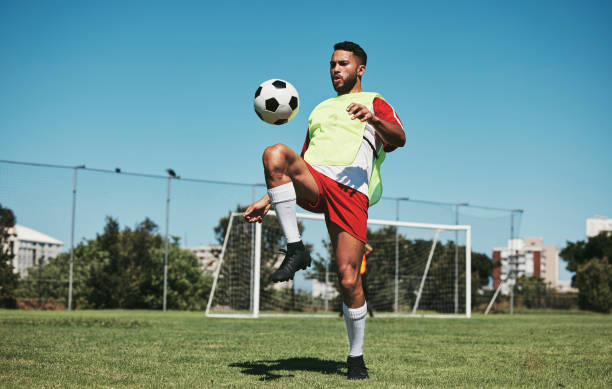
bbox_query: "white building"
[185,245,221,274]
[525,237,559,288]
[555,280,578,293]
[493,237,559,294]
[7,225,64,277]
[312,279,339,299]
[586,216,612,238]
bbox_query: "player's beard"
[333,72,358,95]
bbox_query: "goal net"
[206,211,471,318]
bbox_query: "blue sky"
[2,1,611,284]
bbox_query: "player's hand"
[346,103,378,124]
[243,196,272,223]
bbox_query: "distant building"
[492,237,560,294]
[312,279,339,299]
[555,280,577,293]
[270,252,293,291]
[525,237,559,288]
[586,216,612,238]
[185,245,221,274]
[7,225,64,277]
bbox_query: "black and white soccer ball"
[254,79,299,125]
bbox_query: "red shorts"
[297,161,369,243]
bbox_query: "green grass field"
[1,310,610,388]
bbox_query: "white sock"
[267,182,301,243]
[343,302,367,357]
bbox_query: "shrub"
[574,257,612,313]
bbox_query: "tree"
[0,203,18,308]
[573,258,612,313]
[517,275,547,309]
[16,216,212,310]
[214,205,245,245]
[560,233,612,313]
[561,232,612,273]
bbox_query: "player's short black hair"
[334,41,367,66]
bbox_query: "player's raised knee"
[262,143,290,166]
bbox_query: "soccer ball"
[254,79,299,125]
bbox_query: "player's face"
[330,50,365,94]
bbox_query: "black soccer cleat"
[270,241,311,282]
[347,355,369,380]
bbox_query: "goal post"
[206,211,471,318]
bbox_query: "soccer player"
[244,41,405,380]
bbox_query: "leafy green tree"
[561,232,612,274]
[16,216,212,310]
[573,258,612,313]
[560,233,612,313]
[517,275,547,309]
[86,217,121,308]
[0,203,18,308]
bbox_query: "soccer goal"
[206,211,472,318]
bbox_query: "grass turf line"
[0,310,611,388]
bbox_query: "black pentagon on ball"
[275,119,288,125]
[289,96,298,110]
[272,80,286,89]
[265,97,280,112]
[255,86,262,98]
[254,109,263,120]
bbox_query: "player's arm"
[243,194,272,223]
[346,103,405,148]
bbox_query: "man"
[244,41,405,380]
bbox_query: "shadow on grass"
[229,357,345,381]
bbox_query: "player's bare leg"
[328,222,369,380]
[244,143,318,282]
[332,232,365,309]
[262,143,319,203]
